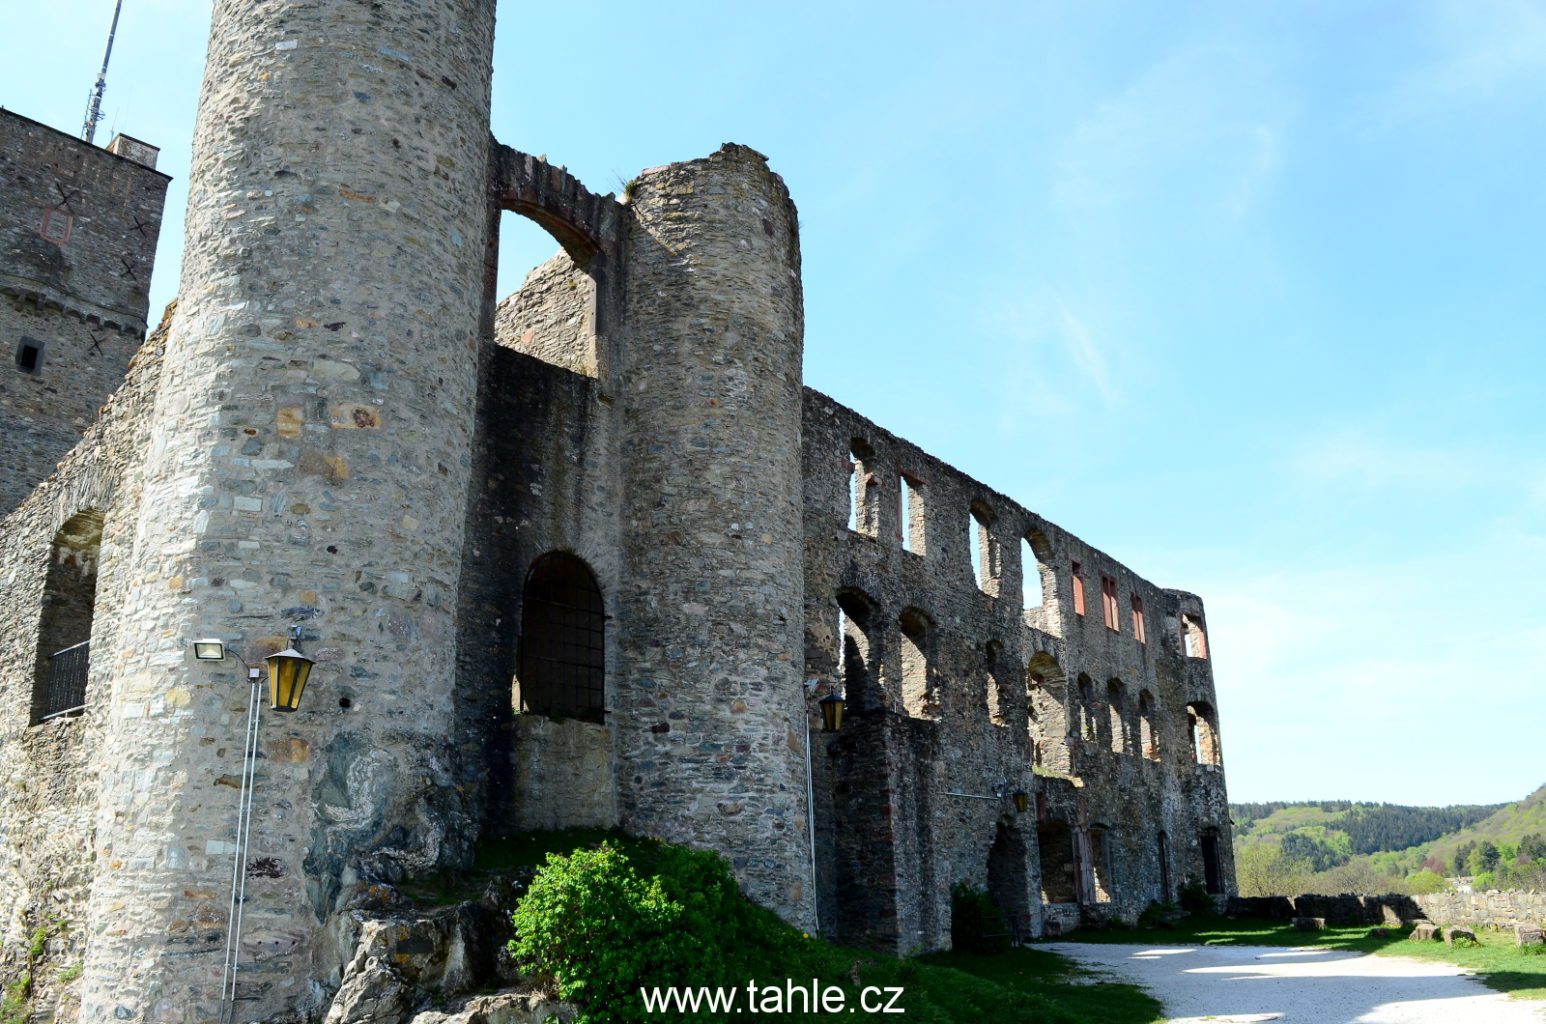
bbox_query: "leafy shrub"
[509,840,788,1023]
[1137,901,1179,929]
[949,882,1010,955]
[1178,879,1212,915]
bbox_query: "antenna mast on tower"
[81,0,125,144]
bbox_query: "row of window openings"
[848,450,1208,659]
[837,603,1221,768]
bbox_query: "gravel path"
[1044,942,1546,1023]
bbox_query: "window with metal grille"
[517,552,605,723]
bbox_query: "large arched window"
[517,552,605,723]
[32,509,104,724]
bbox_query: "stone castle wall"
[0,109,168,514]
[802,391,1234,950]
[71,0,500,1019]
[0,304,169,1020]
[0,0,1242,1013]
[613,146,816,927]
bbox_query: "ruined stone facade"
[0,2,1233,1020]
[0,108,167,515]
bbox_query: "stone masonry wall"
[1232,891,1546,930]
[74,1,499,1020]
[456,260,623,835]
[615,145,816,929]
[802,391,1234,951]
[0,304,169,1022]
[0,109,168,514]
[491,252,596,378]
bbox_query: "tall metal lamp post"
[193,626,315,1024]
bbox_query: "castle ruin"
[0,2,1234,1021]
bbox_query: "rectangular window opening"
[1101,575,1119,631]
[1132,595,1146,645]
[16,340,42,373]
[1071,562,1085,617]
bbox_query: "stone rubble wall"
[0,109,169,515]
[72,0,501,1019]
[802,391,1235,952]
[614,145,815,929]
[0,302,170,1021]
[1231,891,1546,929]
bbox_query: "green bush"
[509,840,788,1023]
[950,882,1010,955]
[1137,901,1179,929]
[1178,878,1212,915]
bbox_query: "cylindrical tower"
[617,145,814,927]
[79,1,497,1020]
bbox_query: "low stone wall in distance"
[1229,891,1546,929]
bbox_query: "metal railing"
[39,641,89,721]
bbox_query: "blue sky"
[5,1,1543,806]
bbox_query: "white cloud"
[1358,0,1546,128]
[985,292,1120,433]
[1052,45,1284,224]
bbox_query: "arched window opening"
[1106,680,1129,754]
[31,509,104,724]
[985,640,1011,727]
[1021,535,1046,609]
[494,215,600,378]
[1181,613,1209,660]
[969,500,998,595]
[848,439,878,537]
[1075,673,1096,743]
[1138,690,1159,762]
[899,472,925,554]
[898,607,934,719]
[836,590,879,713]
[516,552,605,723]
[1186,701,1221,766]
[1026,652,1069,773]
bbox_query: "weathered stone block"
[1411,921,1441,941]
[1516,925,1544,947]
[1445,926,1479,946]
[1292,916,1326,931]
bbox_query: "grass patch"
[1054,915,1546,1003]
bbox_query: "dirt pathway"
[1045,942,1545,1023]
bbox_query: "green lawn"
[1052,916,1546,1003]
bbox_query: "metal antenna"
[81,0,125,144]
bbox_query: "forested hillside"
[1231,785,1546,897]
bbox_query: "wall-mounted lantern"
[1012,790,1030,814]
[819,691,845,733]
[264,646,314,712]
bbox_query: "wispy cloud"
[1052,45,1285,224]
[985,292,1120,431]
[1358,0,1546,128]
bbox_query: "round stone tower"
[78,0,497,1020]
[617,145,815,928]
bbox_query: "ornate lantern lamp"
[819,691,845,733]
[1012,789,1030,814]
[264,646,314,712]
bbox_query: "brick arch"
[490,142,623,265]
